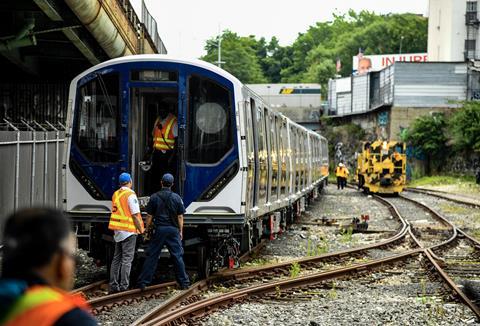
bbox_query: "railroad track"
[86,190,480,325]
[406,187,480,208]
[134,248,480,325]
[87,192,408,320]
[126,193,415,325]
[131,193,480,325]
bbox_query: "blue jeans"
[137,225,190,287]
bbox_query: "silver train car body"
[63,55,328,272]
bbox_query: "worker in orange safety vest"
[150,103,178,191]
[0,208,97,326]
[108,172,144,293]
[335,163,349,190]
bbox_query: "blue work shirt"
[146,188,185,228]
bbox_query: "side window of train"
[188,75,233,164]
[75,72,119,162]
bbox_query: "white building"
[246,83,322,130]
[428,0,479,61]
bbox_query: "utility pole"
[399,36,404,54]
[215,27,225,68]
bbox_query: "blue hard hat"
[119,172,132,184]
[162,173,174,185]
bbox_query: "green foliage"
[408,175,477,187]
[340,226,354,243]
[328,282,337,300]
[202,30,267,83]
[280,11,427,83]
[404,114,448,173]
[289,261,301,278]
[450,101,480,153]
[306,238,329,256]
[200,11,428,88]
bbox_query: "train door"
[246,98,257,211]
[129,70,180,197]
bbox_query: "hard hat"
[119,172,132,184]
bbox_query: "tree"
[405,114,448,174]
[201,31,267,83]
[450,102,480,153]
[200,11,428,89]
[280,11,428,84]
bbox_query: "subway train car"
[63,55,328,276]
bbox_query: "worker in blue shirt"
[137,173,190,290]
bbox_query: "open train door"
[128,70,184,199]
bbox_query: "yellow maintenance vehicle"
[355,140,406,195]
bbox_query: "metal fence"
[0,119,65,226]
[0,83,69,124]
[141,0,167,54]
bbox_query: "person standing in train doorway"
[137,173,190,290]
[151,101,178,191]
[108,173,144,294]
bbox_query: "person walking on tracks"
[0,208,97,325]
[137,173,190,290]
[335,163,349,190]
[108,173,145,293]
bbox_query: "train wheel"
[197,245,211,279]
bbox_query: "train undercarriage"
[72,182,325,280]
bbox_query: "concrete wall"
[428,0,468,61]
[389,107,454,140]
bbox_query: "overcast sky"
[131,0,429,58]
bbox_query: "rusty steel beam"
[64,0,144,58]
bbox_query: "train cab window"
[188,75,233,164]
[74,72,119,162]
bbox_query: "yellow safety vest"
[2,285,91,326]
[153,114,177,151]
[108,188,142,233]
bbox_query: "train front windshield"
[70,61,237,207]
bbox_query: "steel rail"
[424,249,480,318]
[397,194,458,252]
[72,279,107,295]
[406,187,480,209]
[88,239,268,313]
[138,250,424,326]
[131,193,410,325]
[88,281,177,312]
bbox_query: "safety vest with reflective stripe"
[335,167,348,178]
[108,188,142,233]
[153,114,177,151]
[2,285,91,326]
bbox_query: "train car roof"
[70,54,243,87]
[70,54,326,141]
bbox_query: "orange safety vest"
[2,285,91,326]
[108,188,143,233]
[153,114,177,151]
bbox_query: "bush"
[450,102,480,153]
